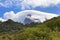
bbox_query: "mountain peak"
[4,10,59,24]
[13,10,59,24]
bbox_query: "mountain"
[0,19,24,33]
[0,16,60,33]
[43,16,60,31]
[0,15,60,33]
[11,10,59,24]
[0,16,60,40]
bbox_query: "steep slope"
[43,16,60,31]
[0,19,24,33]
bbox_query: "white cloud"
[0,11,16,22]
[4,11,15,19]
[0,0,13,7]
[0,0,60,9]
[4,10,59,24]
[0,18,6,22]
[21,0,60,8]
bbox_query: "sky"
[0,0,60,21]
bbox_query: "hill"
[44,16,60,31]
[0,19,24,33]
[0,16,60,40]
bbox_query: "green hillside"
[0,16,60,40]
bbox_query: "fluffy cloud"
[0,11,15,22]
[4,10,59,23]
[4,11,15,19]
[0,0,60,9]
[0,18,6,22]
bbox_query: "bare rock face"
[24,14,42,24]
[24,14,32,24]
[24,17,32,24]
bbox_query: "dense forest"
[0,16,60,40]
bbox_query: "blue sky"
[0,0,60,18]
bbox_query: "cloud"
[0,11,15,22]
[0,0,60,10]
[4,11,15,19]
[21,0,60,8]
[4,10,59,23]
[0,18,6,22]
[0,0,13,7]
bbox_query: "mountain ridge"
[0,16,60,40]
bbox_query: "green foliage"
[24,27,51,40]
[0,16,60,40]
[44,16,60,31]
